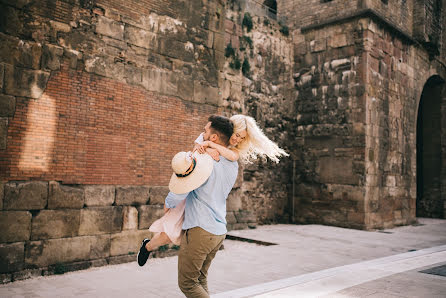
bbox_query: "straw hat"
[168,151,214,194]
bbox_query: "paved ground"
[1,218,445,298]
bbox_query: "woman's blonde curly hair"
[230,114,288,164]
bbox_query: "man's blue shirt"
[165,157,238,235]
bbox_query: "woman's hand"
[193,143,206,154]
[206,148,220,161]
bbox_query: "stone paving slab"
[219,246,446,297]
[0,218,445,298]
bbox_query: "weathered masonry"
[279,0,446,229]
[0,0,445,282]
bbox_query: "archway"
[416,75,445,218]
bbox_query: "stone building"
[0,0,445,282]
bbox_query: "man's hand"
[206,148,220,161]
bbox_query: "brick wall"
[0,0,231,283]
[1,62,214,185]
[278,0,362,29]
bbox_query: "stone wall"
[361,18,418,228]
[0,181,169,282]
[291,19,367,229]
[287,0,446,229]
[278,0,362,29]
[0,0,256,282]
[222,1,294,224]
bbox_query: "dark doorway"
[416,76,445,218]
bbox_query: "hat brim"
[169,152,214,194]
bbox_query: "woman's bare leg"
[145,232,171,251]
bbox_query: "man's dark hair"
[208,115,233,146]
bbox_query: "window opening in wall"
[381,0,388,4]
[321,0,333,3]
[263,0,277,18]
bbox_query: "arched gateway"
[416,76,446,218]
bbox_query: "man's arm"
[165,191,188,209]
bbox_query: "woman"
[137,114,288,266]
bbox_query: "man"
[166,115,238,297]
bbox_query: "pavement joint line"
[211,244,446,298]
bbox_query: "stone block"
[120,13,158,32]
[78,207,123,236]
[347,211,365,225]
[0,37,41,70]
[4,181,48,210]
[88,234,110,259]
[141,68,177,96]
[12,268,41,281]
[84,55,125,81]
[25,235,108,268]
[107,254,135,265]
[31,210,80,240]
[226,211,237,224]
[0,211,31,242]
[115,186,150,206]
[84,185,115,206]
[213,32,225,51]
[44,260,91,276]
[122,206,138,230]
[0,273,11,284]
[329,34,349,48]
[64,48,83,69]
[234,210,256,223]
[0,95,15,117]
[227,188,242,212]
[310,39,326,52]
[317,157,357,185]
[0,182,3,209]
[0,242,24,273]
[41,44,63,71]
[91,259,108,267]
[110,230,151,256]
[4,65,50,99]
[229,223,248,230]
[158,37,194,62]
[48,181,84,209]
[124,64,142,85]
[149,186,169,205]
[95,16,124,40]
[193,81,219,105]
[137,205,164,229]
[177,76,194,101]
[0,63,4,90]
[124,25,157,50]
[0,118,6,150]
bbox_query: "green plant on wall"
[242,36,253,49]
[229,55,241,70]
[280,25,289,36]
[242,58,250,77]
[242,13,253,32]
[225,44,235,58]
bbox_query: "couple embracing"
[137,114,287,298]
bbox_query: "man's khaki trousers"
[178,227,225,298]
